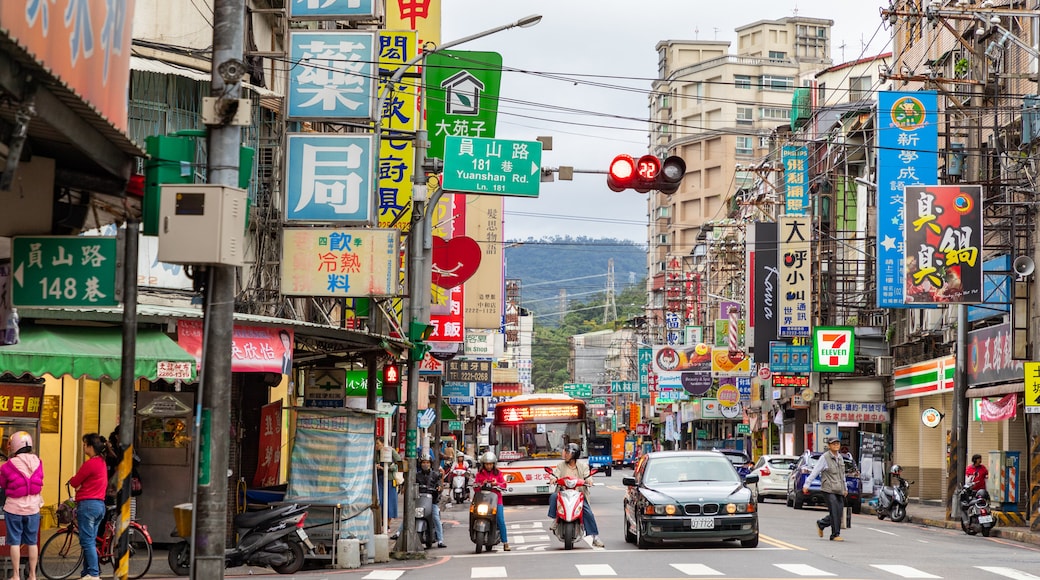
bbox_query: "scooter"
[875,477,913,522]
[448,465,472,504]
[543,466,598,550]
[959,480,996,537]
[469,481,503,554]
[167,503,315,576]
[415,491,437,549]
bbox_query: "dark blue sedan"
[785,451,862,514]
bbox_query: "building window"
[734,75,752,89]
[759,135,771,148]
[760,106,791,120]
[760,75,794,91]
[768,51,787,60]
[849,76,872,101]
[737,107,754,125]
[736,136,753,156]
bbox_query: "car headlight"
[726,503,754,514]
[644,504,680,515]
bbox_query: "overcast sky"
[440,1,892,243]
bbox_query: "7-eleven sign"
[813,327,855,372]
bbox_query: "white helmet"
[8,431,31,454]
[480,452,497,466]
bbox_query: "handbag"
[56,499,76,525]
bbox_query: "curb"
[863,504,1040,546]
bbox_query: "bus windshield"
[494,421,586,461]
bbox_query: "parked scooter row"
[168,503,314,576]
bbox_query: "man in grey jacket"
[803,437,849,541]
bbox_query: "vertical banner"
[903,185,983,303]
[463,195,504,329]
[779,215,812,337]
[877,91,939,307]
[253,401,283,488]
[752,222,778,363]
[782,145,809,215]
[430,195,464,342]
[377,31,418,230]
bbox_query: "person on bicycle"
[0,431,43,580]
[68,433,109,580]
[473,452,510,551]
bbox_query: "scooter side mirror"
[543,466,553,474]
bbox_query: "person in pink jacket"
[0,431,43,580]
[473,452,510,551]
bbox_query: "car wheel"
[793,492,804,509]
[635,516,651,549]
[624,514,636,544]
[740,534,759,548]
[786,491,793,507]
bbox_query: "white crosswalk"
[361,564,1040,579]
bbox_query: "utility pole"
[193,0,244,577]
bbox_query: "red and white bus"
[490,394,590,498]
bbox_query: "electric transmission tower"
[604,258,618,324]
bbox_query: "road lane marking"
[760,534,807,550]
[471,566,508,578]
[871,564,941,578]
[977,567,1040,580]
[362,572,405,580]
[775,563,836,576]
[670,563,724,575]
[867,526,899,535]
[576,563,616,575]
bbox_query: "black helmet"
[564,442,581,457]
[890,464,903,475]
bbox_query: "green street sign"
[12,236,120,307]
[442,136,542,197]
[564,383,592,398]
[448,420,463,431]
[736,424,751,435]
[425,51,503,160]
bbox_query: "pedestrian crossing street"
[358,564,1040,579]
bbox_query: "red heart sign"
[431,236,482,290]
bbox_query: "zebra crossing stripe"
[575,563,616,576]
[362,571,405,580]
[670,563,724,576]
[976,567,1040,580]
[870,564,940,578]
[775,563,836,576]
[471,566,508,578]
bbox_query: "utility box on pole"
[157,184,248,266]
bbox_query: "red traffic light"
[607,155,636,192]
[383,362,401,386]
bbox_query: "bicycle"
[39,488,153,580]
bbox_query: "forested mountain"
[504,236,646,323]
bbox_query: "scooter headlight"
[415,507,425,518]
[476,504,490,516]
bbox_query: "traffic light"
[408,320,434,362]
[382,361,401,404]
[606,154,686,194]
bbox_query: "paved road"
[137,468,1040,579]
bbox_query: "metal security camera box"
[157,184,248,266]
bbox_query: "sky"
[440,0,892,243]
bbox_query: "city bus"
[490,393,591,498]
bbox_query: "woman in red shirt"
[68,434,109,580]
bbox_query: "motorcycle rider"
[473,452,510,551]
[889,464,907,487]
[547,442,604,548]
[416,454,446,548]
[445,453,472,504]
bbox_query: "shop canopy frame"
[0,325,196,382]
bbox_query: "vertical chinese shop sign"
[903,185,983,304]
[779,215,811,337]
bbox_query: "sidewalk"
[862,499,1040,546]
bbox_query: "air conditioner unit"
[875,356,894,376]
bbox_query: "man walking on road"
[804,437,849,541]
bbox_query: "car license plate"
[978,515,994,524]
[689,517,714,529]
[537,485,549,493]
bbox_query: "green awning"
[440,402,457,421]
[0,326,196,382]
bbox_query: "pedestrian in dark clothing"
[804,438,848,541]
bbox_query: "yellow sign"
[1025,362,1040,408]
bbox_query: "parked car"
[749,454,799,502]
[785,451,862,513]
[622,450,759,548]
[716,449,753,481]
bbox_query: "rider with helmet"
[416,453,446,548]
[473,451,510,551]
[889,464,907,487]
[548,442,603,547]
[0,431,43,579]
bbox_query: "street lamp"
[376,15,543,556]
